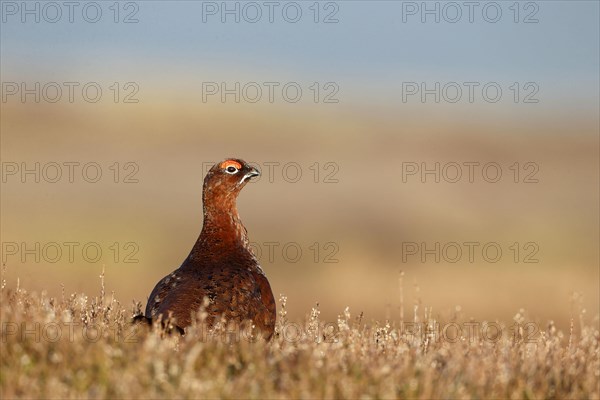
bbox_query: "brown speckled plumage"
[142,159,276,339]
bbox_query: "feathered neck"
[185,185,251,264]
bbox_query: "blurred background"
[1,1,598,330]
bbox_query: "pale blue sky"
[1,1,599,109]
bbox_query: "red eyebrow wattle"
[220,160,242,170]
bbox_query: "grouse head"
[203,158,260,199]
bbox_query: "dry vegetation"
[1,272,598,400]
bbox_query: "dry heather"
[1,275,598,400]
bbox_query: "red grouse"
[139,159,276,339]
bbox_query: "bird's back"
[145,255,276,339]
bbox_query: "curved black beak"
[241,167,260,183]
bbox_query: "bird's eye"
[225,166,238,174]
